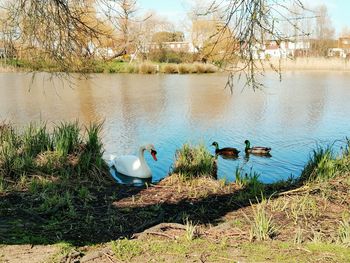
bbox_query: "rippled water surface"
[1,72,350,183]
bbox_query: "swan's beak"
[151,149,157,161]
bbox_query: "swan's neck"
[138,147,149,168]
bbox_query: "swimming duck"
[211,141,240,156]
[244,140,271,155]
[110,144,157,178]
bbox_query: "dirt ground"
[1,175,349,263]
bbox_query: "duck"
[244,140,271,155]
[110,144,157,178]
[211,141,240,156]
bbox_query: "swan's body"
[110,144,157,178]
[211,141,240,156]
[244,140,271,155]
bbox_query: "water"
[1,71,350,183]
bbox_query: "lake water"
[1,71,350,184]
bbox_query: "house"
[338,37,350,58]
[250,40,311,59]
[148,41,196,53]
[338,37,350,50]
[327,48,346,58]
[327,37,350,58]
[0,48,5,58]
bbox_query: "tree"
[0,0,143,71]
[191,18,235,63]
[103,0,139,58]
[312,4,335,56]
[130,12,173,60]
[1,0,309,89]
[341,26,350,37]
[191,0,309,90]
[151,31,184,43]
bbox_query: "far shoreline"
[1,57,350,74]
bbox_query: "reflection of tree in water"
[186,75,232,124]
[277,74,327,132]
[76,78,99,124]
[107,75,166,154]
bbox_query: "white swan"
[110,144,157,178]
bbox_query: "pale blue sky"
[138,0,350,36]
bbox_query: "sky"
[137,0,350,36]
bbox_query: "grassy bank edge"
[0,125,349,262]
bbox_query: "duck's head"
[244,140,250,149]
[145,144,158,161]
[211,141,219,150]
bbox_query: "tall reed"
[53,122,81,157]
[0,121,107,182]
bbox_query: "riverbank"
[2,57,350,75]
[0,60,218,74]
[1,173,349,262]
[1,124,349,262]
[258,57,350,72]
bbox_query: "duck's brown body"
[212,142,240,156]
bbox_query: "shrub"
[162,63,178,74]
[193,62,217,73]
[178,64,193,74]
[139,62,157,74]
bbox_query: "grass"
[111,238,143,261]
[1,58,218,74]
[184,218,198,241]
[4,57,350,74]
[107,238,350,262]
[0,121,349,261]
[248,198,277,241]
[172,143,216,180]
[300,147,336,182]
[338,213,350,247]
[0,121,107,190]
[300,141,350,183]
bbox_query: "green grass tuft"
[338,213,350,247]
[111,238,143,261]
[0,121,107,182]
[300,147,336,182]
[172,143,216,180]
[248,198,278,241]
[53,121,81,157]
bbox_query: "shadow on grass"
[0,174,297,246]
